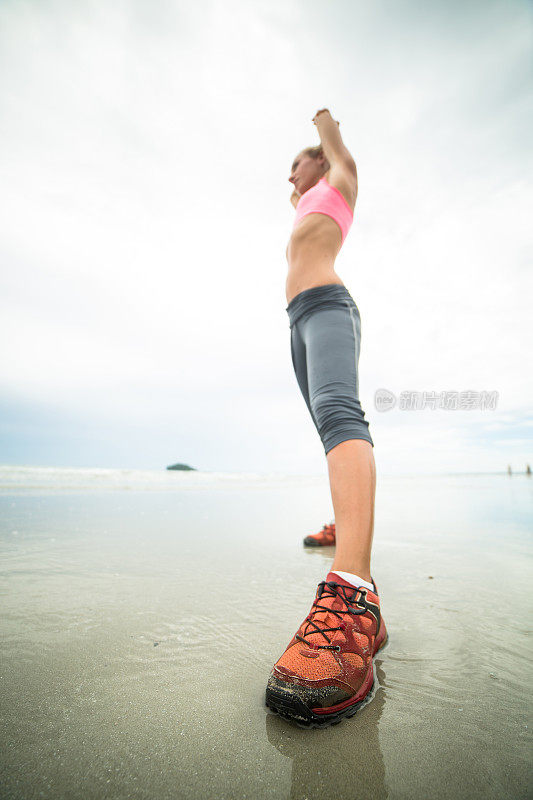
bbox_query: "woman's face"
[288,152,325,196]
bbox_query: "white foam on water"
[0,464,325,493]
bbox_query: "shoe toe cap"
[266,672,352,711]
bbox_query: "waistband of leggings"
[286,283,357,328]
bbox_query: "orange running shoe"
[303,522,336,547]
[265,572,388,728]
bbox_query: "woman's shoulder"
[323,163,357,212]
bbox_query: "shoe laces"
[295,580,369,651]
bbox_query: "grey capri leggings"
[286,283,374,455]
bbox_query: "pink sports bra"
[292,177,354,245]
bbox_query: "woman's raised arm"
[312,108,356,173]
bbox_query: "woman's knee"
[310,387,373,451]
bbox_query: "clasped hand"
[312,108,340,126]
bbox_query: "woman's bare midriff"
[285,213,346,305]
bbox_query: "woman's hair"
[301,145,330,170]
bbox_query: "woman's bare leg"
[327,439,376,582]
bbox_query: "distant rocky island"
[166,463,197,471]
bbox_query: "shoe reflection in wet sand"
[265,659,388,800]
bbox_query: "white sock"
[331,570,375,593]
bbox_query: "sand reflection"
[265,658,388,800]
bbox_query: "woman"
[265,108,388,728]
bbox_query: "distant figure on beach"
[508,465,512,475]
[526,464,531,476]
[265,109,387,728]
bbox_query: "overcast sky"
[1,0,531,476]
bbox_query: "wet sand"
[0,468,531,799]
